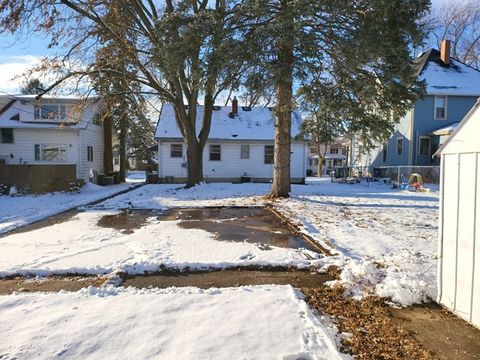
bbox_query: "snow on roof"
[414,49,480,96]
[155,104,303,141]
[430,122,459,136]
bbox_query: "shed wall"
[439,152,480,328]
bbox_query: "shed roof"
[155,104,303,141]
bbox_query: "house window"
[87,146,94,162]
[434,96,447,120]
[92,114,101,125]
[419,137,431,156]
[170,144,183,158]
[330,147,339,154]
[0,129,13,143]
[209,144,221,161]
[264,145,274,164]
[240,144,250,159]
[396,138,403,156]
[34,144,67,161]
[34,104,67,120]
[382,143,387,162]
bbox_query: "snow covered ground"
[0,285,349,360]
[275,178,439,306]
[0,183,134,235]
[0,180,439,306]
[93,180,439,305]
[0,209,323,277]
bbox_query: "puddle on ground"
[97,207,320,252]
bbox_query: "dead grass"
[303,286,435,360]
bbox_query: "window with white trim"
[264,145,274,164]
[209,144,221,161]
[434,96,447,120]
[170,144,183,158]
[396,138,403,156]
[34,104,67,120]
[240,144,250,159]
[34,144,67,161]
[419,137,430,156]
[330,147,339,154]
[0,129,13,143]
[87,146,94,162]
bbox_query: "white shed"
[435,99,480,328]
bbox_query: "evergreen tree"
[239,0,429,197]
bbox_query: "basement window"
[209,144,221,161]
[264,145,274,164]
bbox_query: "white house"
[435,98,480,328]
[0,94,113,182]
[154,100,307,183]
[307,143,347,176]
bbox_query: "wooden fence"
[0,164,79,193]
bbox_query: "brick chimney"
[232,96,238,116]
[440,39,450,65]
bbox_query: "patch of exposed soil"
[303,286,435,359]
[122,268,331,289]
[0,276,106,295]
[390,304,480,360]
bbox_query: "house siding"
[412,95,478,166]
[0,128,79,167]
[158,140,306,181]
[79,122,105,181]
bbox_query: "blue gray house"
[358,40,480,168]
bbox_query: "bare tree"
[0,1,248,187]
[429,0,480,69]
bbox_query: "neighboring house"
[307,143,347,176]
[154,99,306,183]
[0,94,114,183]
[435,99,480,329]
[356,40,480,168]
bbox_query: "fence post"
[397,166,400,187]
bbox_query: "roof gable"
[155,104,303,141]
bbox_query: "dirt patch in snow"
[122,268,332,289]
[303,286,435,359]
[390,304,480,360]
[97,210,151,234]
[0,275,106,294]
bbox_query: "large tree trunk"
[270,0,294,198]
[185,141,204,187]
[119,114,127,183]
[317,141,323,177]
